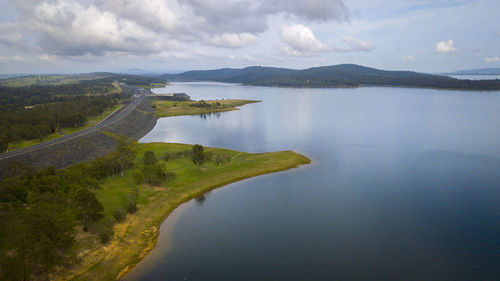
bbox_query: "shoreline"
[47,99,310,281]
[166,80,500,92]
[117,148,311,280]
[61,144,310,281]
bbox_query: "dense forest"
[0,137,137,280]
[159,64,500,90]
[0,81,122,152]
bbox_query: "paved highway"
[0,93,147,162]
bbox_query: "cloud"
[99,0,181,33]
[484,56,500,63]
[281,24,329,56]
[0,55,26,62]
[264,0,350,21]
[341,36,375,51]
[207,33,258,48]
[0,0,350,59]
[403,55,416,62]
[181,0,349,34]
[435,39,456,53]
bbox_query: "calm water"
[127,83,500,281]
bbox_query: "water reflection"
[199,112,222,120]
[131,83,500,281]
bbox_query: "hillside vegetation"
[159,64,500,90]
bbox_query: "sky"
[0,0,499,74]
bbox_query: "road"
[0,93,147,162]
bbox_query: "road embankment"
[0,96,157,170]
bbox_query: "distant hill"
[159,64,500,90]
[442,68,500,75]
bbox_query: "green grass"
[152,99,260,118]
[126,83,167,89]
[7,104,123,151]
[59,142,310,281]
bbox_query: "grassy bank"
[7,103,123,151]
[58,142,309,281]
[127,82,167,89]
[152,99,259,118]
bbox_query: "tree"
[2,199,76,281]
[114,137,136,177]
[143,151,157,166]
[74,188,104,230]
[192,144,204,168]
[142,163,166,186]
[0,133,7,153]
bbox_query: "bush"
[113,208,126,222]
[96,216,115,244]
[132,170,143,185]
[215,154,231,166]
[126,188,139,214]
[143,151,157,166]
[166,171,176,182]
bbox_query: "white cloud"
[280,24,329,56]
[99,0,180,33]
[435,39,457,53]
[484,56,500,63]
[341,36,375,51]
[207,33,258,48]
[0,55,26,62]
[403,55,415,62]
[0,0,350,59]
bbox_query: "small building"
[150,93,190,101]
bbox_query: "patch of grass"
[59,142,310,281]
[126,83,167,89]
[152,99,260,118]
[110,82,122,94]
[7,104,124,151]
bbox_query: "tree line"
[0,81,124,152]
[0,137,135,280]
[0,142,232,280]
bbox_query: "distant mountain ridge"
[442,68,500,75]
[159,64,500,90]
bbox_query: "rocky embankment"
[0,96,157,170]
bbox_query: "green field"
[152,99,259,118]
[128,82,167,89]
[7,103,123,151]
[59,142,309,281]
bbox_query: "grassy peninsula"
[152,99,259,118]
[60,143,309,281]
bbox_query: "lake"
[126,83,500,281]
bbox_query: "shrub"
[143,151,157,166]
[126,188,139,214]
[113,208,126,222]
[132,170,143,185]
[96,216,115,244]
